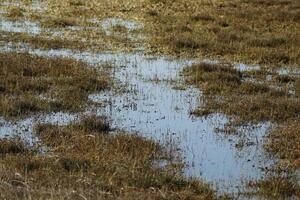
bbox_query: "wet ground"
[0,44,272,195]
[0,3,279,197]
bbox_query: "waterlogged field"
[0,0,299,199]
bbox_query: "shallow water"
[0,44,272,195]
[85,53,271,194]
[0,6,275,195]
[0,17,40,35]
[0,112,79,145]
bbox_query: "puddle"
[0,44,272,195]
[30,0,46,12]
[85,53,271,194]
[0,9,277,196]
[276,67,300,76]
[0,17,40,35]
[235,63,261,72]
[0,112,79,145]
[0,15,144,48]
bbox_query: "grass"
[265,120,300,172]
[183,63,300,125]
[247,175,300,200]
[0,52,110,118]
[140,0,300,66]
[0,115,223,200]
[40,17,79,28]
[0,31,90,51]
[5,7,24,20]
[111,24,128,33]
[0,137,27,155]
[296,79,300,97]
[246,119,300,199]
[1,0,298,66]
[0,0,299,198]
[0,26,138,53]
[183,58,300,199]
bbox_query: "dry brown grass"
[295,79,300,97]
[247,175,300,200]
[0,0,299,198]
[0,52,110,118]
[183,63,300,125]
[40,17,79,28]
[247,119,300,199]
[140,0,300,66]
[2,0,298,66]
[0,137,27,155]
[265,120,300,171]
[0,31,90,51]
[0,115,221,200]
[5,7,24,20]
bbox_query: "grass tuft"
[0,138,27,155]
[184,63,300,125]
[41,17,79,28]
[0,118,219,199]
[248,176,300,199]
[71,115,110,133]
[5,7,24,20]
[0,52,110,118]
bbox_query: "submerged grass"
[0,52,110,118]
[0,116,222,200]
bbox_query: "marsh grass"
[141,0,300,66]
[0,116,221,200]
[111,24,128,33]
[295,79,300,97]
[184,63,300,125]
[0,31,104,51]
[64,114,110,133]
[0,52,110,118]
[0,27,137,53]
[40,17,79,28]
[5,7,25,20]
[247,175,300,200]
[0,0,299,198]
[265,120,300,171]
[0,137,27,155]
[184,63,300,198]
[1,0,299,66]
[247,119,300,199]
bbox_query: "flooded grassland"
[0,0,300,199]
